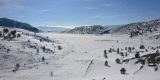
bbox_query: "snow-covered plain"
[0,30,160,80]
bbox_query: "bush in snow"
[28,39,30,42]
[40,39,42,42]
[108,48,112,53]
[135,52,140,58]
[104,60,110,67]
[0,32,2,37]
[16,63,20,69]
[104,50,107,54]
[147,54,158,67]
[104,50,108,58]
[128,47,132,53]
[42,56,45,62]
[117,48,119,54]
[3,28,9,34]
[58,45,62,50]
[120,68,126,74]
[125,47,127,51]
[13,63,20,72]
[154,66,158,72]
[140,45,145,49]
[145,49,148,52]
[50,72,53,77]
[115,58,121,64]
[17,34,21,38]
[120,52,124,57]
[156,50,160,54]
[10,30,17,38]
[7,49,10,53]
[3,28,9,39]
[42,46,46,52]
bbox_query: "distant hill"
[112,19,160,35]
[0,18,39,32]
[37,26,70,32]
[105,25,122,29]
[66,25,110,34]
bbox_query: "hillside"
[67,25,110,34]
[112,19,160,36]
[38,32,160,80]
[0,18,39,32]
[0,26,160,80]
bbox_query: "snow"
[0,29,160,80]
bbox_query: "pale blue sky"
[0,0,160,28]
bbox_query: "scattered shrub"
[120,68,126,74]
[115,58,121,64]
[58,45,62,50]
[140,45,145,49]
[10,30,17,38]
[117,48,119,54]
[135,52,140,58]
[3,28,9,34]
[105,61,110,67]
[17,34,21,38]
[0,32,2,37]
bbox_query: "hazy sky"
[0,0,160,28]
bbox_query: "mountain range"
[1,17,160,35]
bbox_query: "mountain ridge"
[0,18,39,32]
[112,18,160,35]
[66,25,110,34]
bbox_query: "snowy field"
[0,31,160,80]
[38,33,160,80]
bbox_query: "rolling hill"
[67,25,110,34]
[0,18,39,32]
[112,19,160,35]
